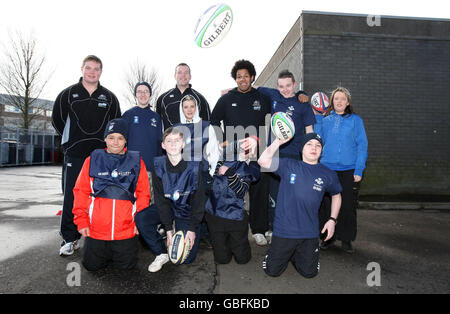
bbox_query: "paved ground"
[0,165,449,295]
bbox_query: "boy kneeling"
[152,127,206,265]
[73,119,150,271]
[258,133,342,278]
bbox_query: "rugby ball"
[271,112,295,141]
[311,92,329,114]
[168,230,191,265]
[194,4,233,48]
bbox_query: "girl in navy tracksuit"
[317,87,368,253]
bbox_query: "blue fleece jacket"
[318,111,368,177]
[121,106,163,171]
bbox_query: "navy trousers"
[135,205,167,256]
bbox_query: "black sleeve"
[188,163,206,232]
[210,96,226,128]
[260,93,272,116]
[210,96,228,145]
[198,92,211,121]
[51,89,68,136]
[110,92,121,118]
[156,94,163,117]
[152,164,174,231]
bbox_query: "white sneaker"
[59,240,80,256]
[253,233,268,246]
[148,253,169,272]
[265,231,273,244]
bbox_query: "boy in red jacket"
[72,119,150,271]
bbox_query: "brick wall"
[304,34,450,195]
[256,12,450,196]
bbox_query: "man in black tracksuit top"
[156,63,211,129]
[210,59,272,246]
[51,55,121,256]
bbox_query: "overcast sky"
[1,0,449,112]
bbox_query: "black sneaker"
[200,238,213,249]
[341,241,355,253]
[157,224,167,239]
[320,239,335,250]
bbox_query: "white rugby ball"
[271,112,295,141]
[168,230,191,265]
[194,3,233,48]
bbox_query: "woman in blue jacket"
[318,87,368,253]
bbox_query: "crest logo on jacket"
[313,177,324,192]
[286,106,295,116]
[110,169,131,178]
[165,190,190,201]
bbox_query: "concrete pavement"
[0,165,449,295]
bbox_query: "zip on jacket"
[318,111,368,177]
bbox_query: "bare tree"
[123,59,162,111]
[0,31,53,129]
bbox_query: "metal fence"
[0,126,59,167]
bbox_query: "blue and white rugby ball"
[194,4,233,48]
[168,230,191,265]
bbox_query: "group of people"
[51,55,368,279]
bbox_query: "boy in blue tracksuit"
[258,133,342,278]
[256,70,316,242]
[205,154,260,264]
[152,127,206,266]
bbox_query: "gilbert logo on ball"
[194,4,233,48]
[271,112,295,140]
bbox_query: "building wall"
[0,98,55,132]
[255,12,450,196]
